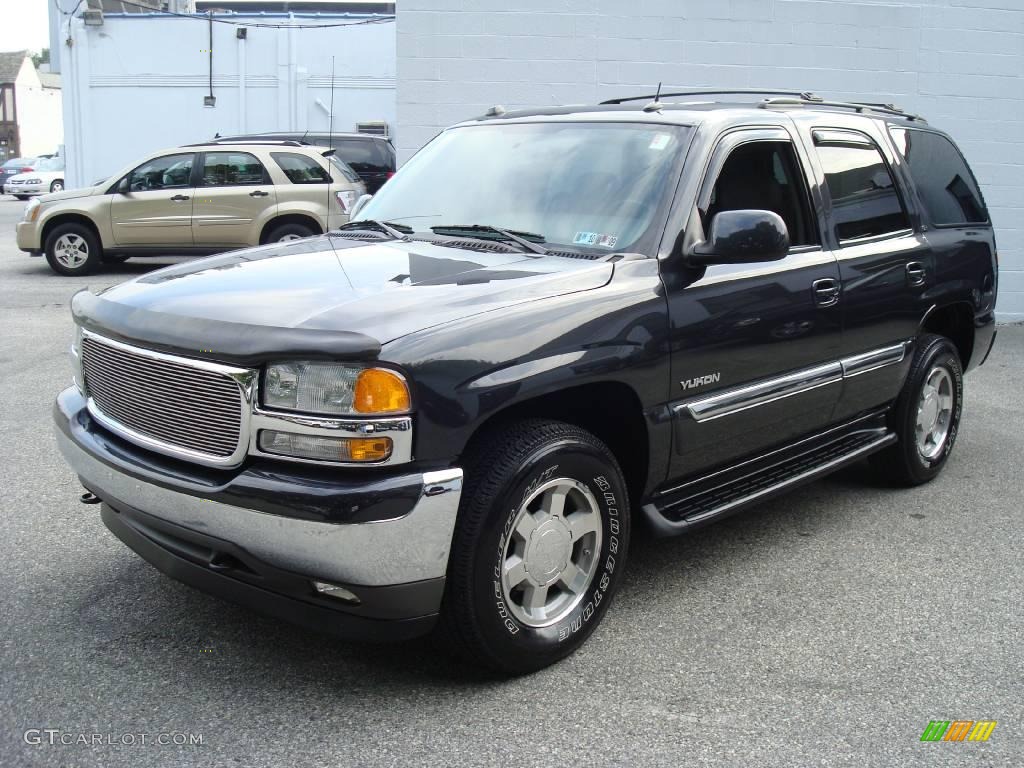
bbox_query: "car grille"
[80,334,245,460]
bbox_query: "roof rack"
[186,139,307,147]
[759,96,926,122]
[600,89,823,105]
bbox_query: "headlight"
[23,178,42,184]
[262,361,410,416]
[335,190,357,214]
[70,325,84,393]
[23,198,41,222]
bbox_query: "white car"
[4,157,64,199]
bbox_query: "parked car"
[16,141,365,275]
[215,132,396,193]
[54,91,997,673]
[0,157,39,191]
[4,156,64,199]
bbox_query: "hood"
[35,184,103,203]
[77,236,614,363]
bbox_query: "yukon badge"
[680,372,721,391]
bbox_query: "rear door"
[801,126,928,419]
[666,127,844,480]
[192,151,276,246]
[110,152,196,246]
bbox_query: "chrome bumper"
[55,418,463,588]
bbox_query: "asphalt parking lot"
[0,194,1021,767]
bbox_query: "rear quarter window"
[889,128,988,226]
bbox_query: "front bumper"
[16,219,41,252]
[55,386,463,641]
[5,183,45,196]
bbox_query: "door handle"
[169,194,190,202]
[249,190,269,197]
[812,278,841,308]
[906,261,926,287]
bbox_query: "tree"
[31,49,50,69]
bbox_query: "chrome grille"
[80,334,246,461]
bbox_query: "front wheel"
[870,334,963,486]
[438,419,630,674]
[50,180,64,193]
[44,223,102,275]
[266,222,316,243]
[15,195,29,200]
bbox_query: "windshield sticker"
[574,231,619,248]
[649,133,671,151]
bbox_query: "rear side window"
[814,131,910,242]
[201,151,266,186]
[336,140,387,174]
[889,128,988,225]
[272,152,331,184]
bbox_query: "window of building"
[705,140,818,247]
[889,128,988,226]
[814,132,910,242]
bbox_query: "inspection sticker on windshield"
[649,133,671,150]
[574,232,619,248]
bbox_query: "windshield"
[356,122,689,252]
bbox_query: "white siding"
[13,58,63,158]
[62,13,395,189]
[396,0,1024,321]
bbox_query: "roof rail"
[600,88,823,105]
[187,139,307,147]
[759,96,926,122]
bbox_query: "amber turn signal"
[354,368,410,414]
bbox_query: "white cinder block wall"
[396,0,1024,321]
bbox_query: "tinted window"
[128,153,194,191]
[706,141,818,247]
[815,134,909,241]
[272,152,331,184]
[201,151,266,186]
[328,155,362,184]
[890,128,987,225]
[336,140,387,174]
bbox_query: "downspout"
[237,27,246,132]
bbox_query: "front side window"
[272,152,331,184]
[814,132,910,242]
[705,140,818,247]
[200,151,266,187]
[889,128,988,226]
[127,153,195,191]
[357,123,690,253]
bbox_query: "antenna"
[644,82,664,113]
[327,55,336,226]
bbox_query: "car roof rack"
[600,89,925,122]
[759,96,926,122]
[185,139,308,147]
[601,88,822,105]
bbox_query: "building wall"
[14,58,63,158]
[62,13,395,188]
[396,0,1024,321]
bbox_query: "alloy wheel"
[54,233,89,269]
[916,365,954,460]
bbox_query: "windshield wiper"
[335,219,412,241]
[430,224,549,255]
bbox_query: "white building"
[395,0,1024,321]
[0,51,63,161]
[59,9,395,188]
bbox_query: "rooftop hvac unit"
[356,121,389,138]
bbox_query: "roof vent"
[356,121,389,137]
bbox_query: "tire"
[15,195,29,201]
[266,222,316,243]
[870,333,963,486]
[50,180,64,193]
[438,419,630,674]
[44,222,102,276]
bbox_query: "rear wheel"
[266,222,316,243]
[437,419,630,674]
[50,180,64,193]
[44,223,102,276]
[870,334,963,486]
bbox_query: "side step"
[642,427,896,536]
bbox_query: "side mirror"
[689,209,789,265]
[350,193,372,219]
[117,177,129,194]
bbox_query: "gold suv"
[17,141,366,275]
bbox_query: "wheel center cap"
[921,393,939,428]
[524,519,572,585]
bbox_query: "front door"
[665,128,844,481]
[110,152,196,246]
[192,151,276,246]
